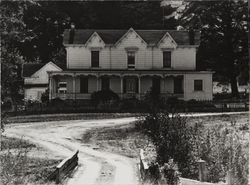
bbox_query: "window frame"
[127,51,135,69]
[91,50,100,68]
[194,79,203,91]
[163,50,171,68]
[58,82,67,94]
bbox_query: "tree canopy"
[180,0,248,96]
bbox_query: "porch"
[48,70,185,101]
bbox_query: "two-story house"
[25,27,213,101]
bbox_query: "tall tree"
[1,0,36,107]
[180,0,248,96]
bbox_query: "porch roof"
[48,69,214,77]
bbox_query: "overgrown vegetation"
[137,112,249,184]
[0,136,60,185]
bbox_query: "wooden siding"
[67,31,197,70]
[184,73,213,101]
[24,62,61,84]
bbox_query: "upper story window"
[194,80,203,91]
[127,51,135,69]
[163,51,171,68]
[91,51,99,67]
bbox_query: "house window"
[80,77,88,93]
[163,51,171,68]
[127,51,135,69]
[174,77,183,94]
[58,82,67,93]
[194,80,203,91]
[101,77,110,90]
[91,51,99,67]
[123,78,138,93]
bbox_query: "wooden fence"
[139,149,149,180]
[48,150,79,184]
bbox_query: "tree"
[180,0,248,97]
[1,0,36,108]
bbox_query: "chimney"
[69,23,75,44]
[189,28,195,45]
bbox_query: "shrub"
[137,112,201,179]
[143,88,162,113]
[195,125,249,184]
[41,89,49,104]
[91,90,119,108]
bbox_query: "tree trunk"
[230,75,239,97]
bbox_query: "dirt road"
[4,112,247,185]
[4,117,140,185]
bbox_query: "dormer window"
[91,50,99,67]
[163,51,171,68]
[127,51,135,69]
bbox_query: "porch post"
[96,76,99,91]
[120,76,123,99]
[72,74,76,100]
[49,75,52,100]
[138,76,141,100]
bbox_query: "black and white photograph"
[1,0,249,185]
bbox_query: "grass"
[0,136,61,185]
[6,113,142,123]
[82,122,155,159]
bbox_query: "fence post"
[197,159,206,182]
[56,167,60,184]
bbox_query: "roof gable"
[85,32,105,47]
[63,29,200,46]
[115,28,147,46]
[31,62,62,77]
[157,32,177,48]
[22,62,62,78]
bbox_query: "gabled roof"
[22,62,66,77]
[63,29,200,46]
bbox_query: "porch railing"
[51,92,184,100]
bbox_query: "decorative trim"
[157,32,177,48]
[115,28,147,46]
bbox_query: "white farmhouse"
[24,28,213,101]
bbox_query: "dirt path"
[3,112,247,185]
[4,117,139,185]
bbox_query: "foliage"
[0,147,30,185]
[180,0,248,96]
[91,90,119,108]
[139,111,248,183]
[194,124,249,184]
[143,88,162,113]
[137,112,201,178]
[1,0,36,106]
[160,159,181,185]
[41,89,49,104]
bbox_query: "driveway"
[4,112,247,185]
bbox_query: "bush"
[137,112,201,179]
[91,90,119,108]
[195,125,249,184]
[41,89,49,104]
